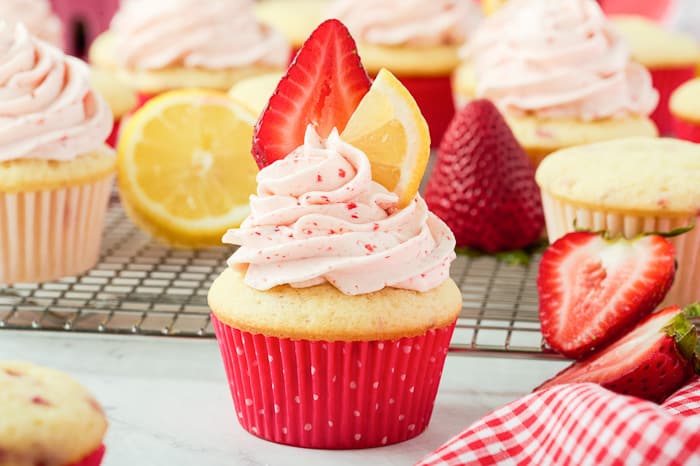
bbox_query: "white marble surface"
[0,331,568,466]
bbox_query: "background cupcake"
[92,0,290,104]
[0,24,114,284]
[454,0,659,166]
[536,137,700,307]
[611,15,700,134]
[327,0,482,145]
[255,0,327,56]
[671,78,700,142]
[0,0,63,48]
[0,361,108,466]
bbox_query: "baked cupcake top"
[670,78,700,121]
[225,127,456,296]
[536,137,700,215]
[466,0,658,120]
[111,0,290,71]
[0,0,62,48]
[0,361,107,466]
[612,15,700,68]
[326,0,481,47]
[0,24,112,163]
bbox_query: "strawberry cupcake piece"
[0,361,108,466]
[209,20,462,449]
[326,0,482,146]
[454,0,659,166]
[0,0,63,48]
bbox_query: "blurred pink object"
[598,0,678,23]
[50,0,120,56]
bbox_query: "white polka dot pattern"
[212,314,456,449]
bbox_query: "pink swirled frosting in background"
[224,126,456,296]
[326,0,482,46]
[0,0,63,48]
[0,24,112,162]
[465,0,658,120]
[111,0,290,70]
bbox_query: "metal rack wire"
[0,198,554,358]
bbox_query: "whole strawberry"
[424,99,544,252]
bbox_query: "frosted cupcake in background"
[91,0,290,105]
[671,78,700,142]
[453,0,659,166]
[326,0,482,145]
[255,0,328,55]
[0,0,63,48]
[0,361,108,466]
[611,15,700,134]
[0,24,114,284]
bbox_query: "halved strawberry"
[252,19,372,168]
[535,304,700,403]
[538,232,676,358]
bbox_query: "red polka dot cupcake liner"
[212,314,456,449]
[67,444,106,466]
[649,66,695,135]
[672,116,700,143]
[397,75,455,148]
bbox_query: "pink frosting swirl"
[0,0,62,48]
[224,127,456,296]
[326,0,481,46]
[0,25,112,162]
[466,0,658,119]
[111,0,290,70]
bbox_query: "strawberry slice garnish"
[252,19,372,168]
[538,232,676,358]
[535,304,700,403]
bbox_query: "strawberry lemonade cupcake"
[0,361,108,466]
[91,0,290,104]
[453,0,659,166]
[209,20,462,449]
[0,0,63,48]
[0,24,114,284]
[326,0,482,145]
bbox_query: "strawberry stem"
[664,304,700,374]
[572,220,694,240]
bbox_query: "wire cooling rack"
[0,197,553,358]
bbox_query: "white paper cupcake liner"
[0,176,114,284]
[542,192,700,307]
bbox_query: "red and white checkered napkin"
[417,378,700,466]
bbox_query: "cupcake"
[536,137,700,307]
[254,0,327,56]
[671,78,700,142]
[326,0,482,145]
[0,24,114,284]
[611,15,700,135]
[87,17,136,149]
[453,0,659,166]
[0,361,108,466]
[0,0,63,48]
[209,20,462,449]
[91,0,290,105]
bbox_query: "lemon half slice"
[117,89,258,247]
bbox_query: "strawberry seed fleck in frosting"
[223,126,456,295]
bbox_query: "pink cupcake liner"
[212,314,456,449]
[672,116,700,143]
[398,75,455,148]
[0,176,114,284]
[67,444,106,466]
[650,66,695,135]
